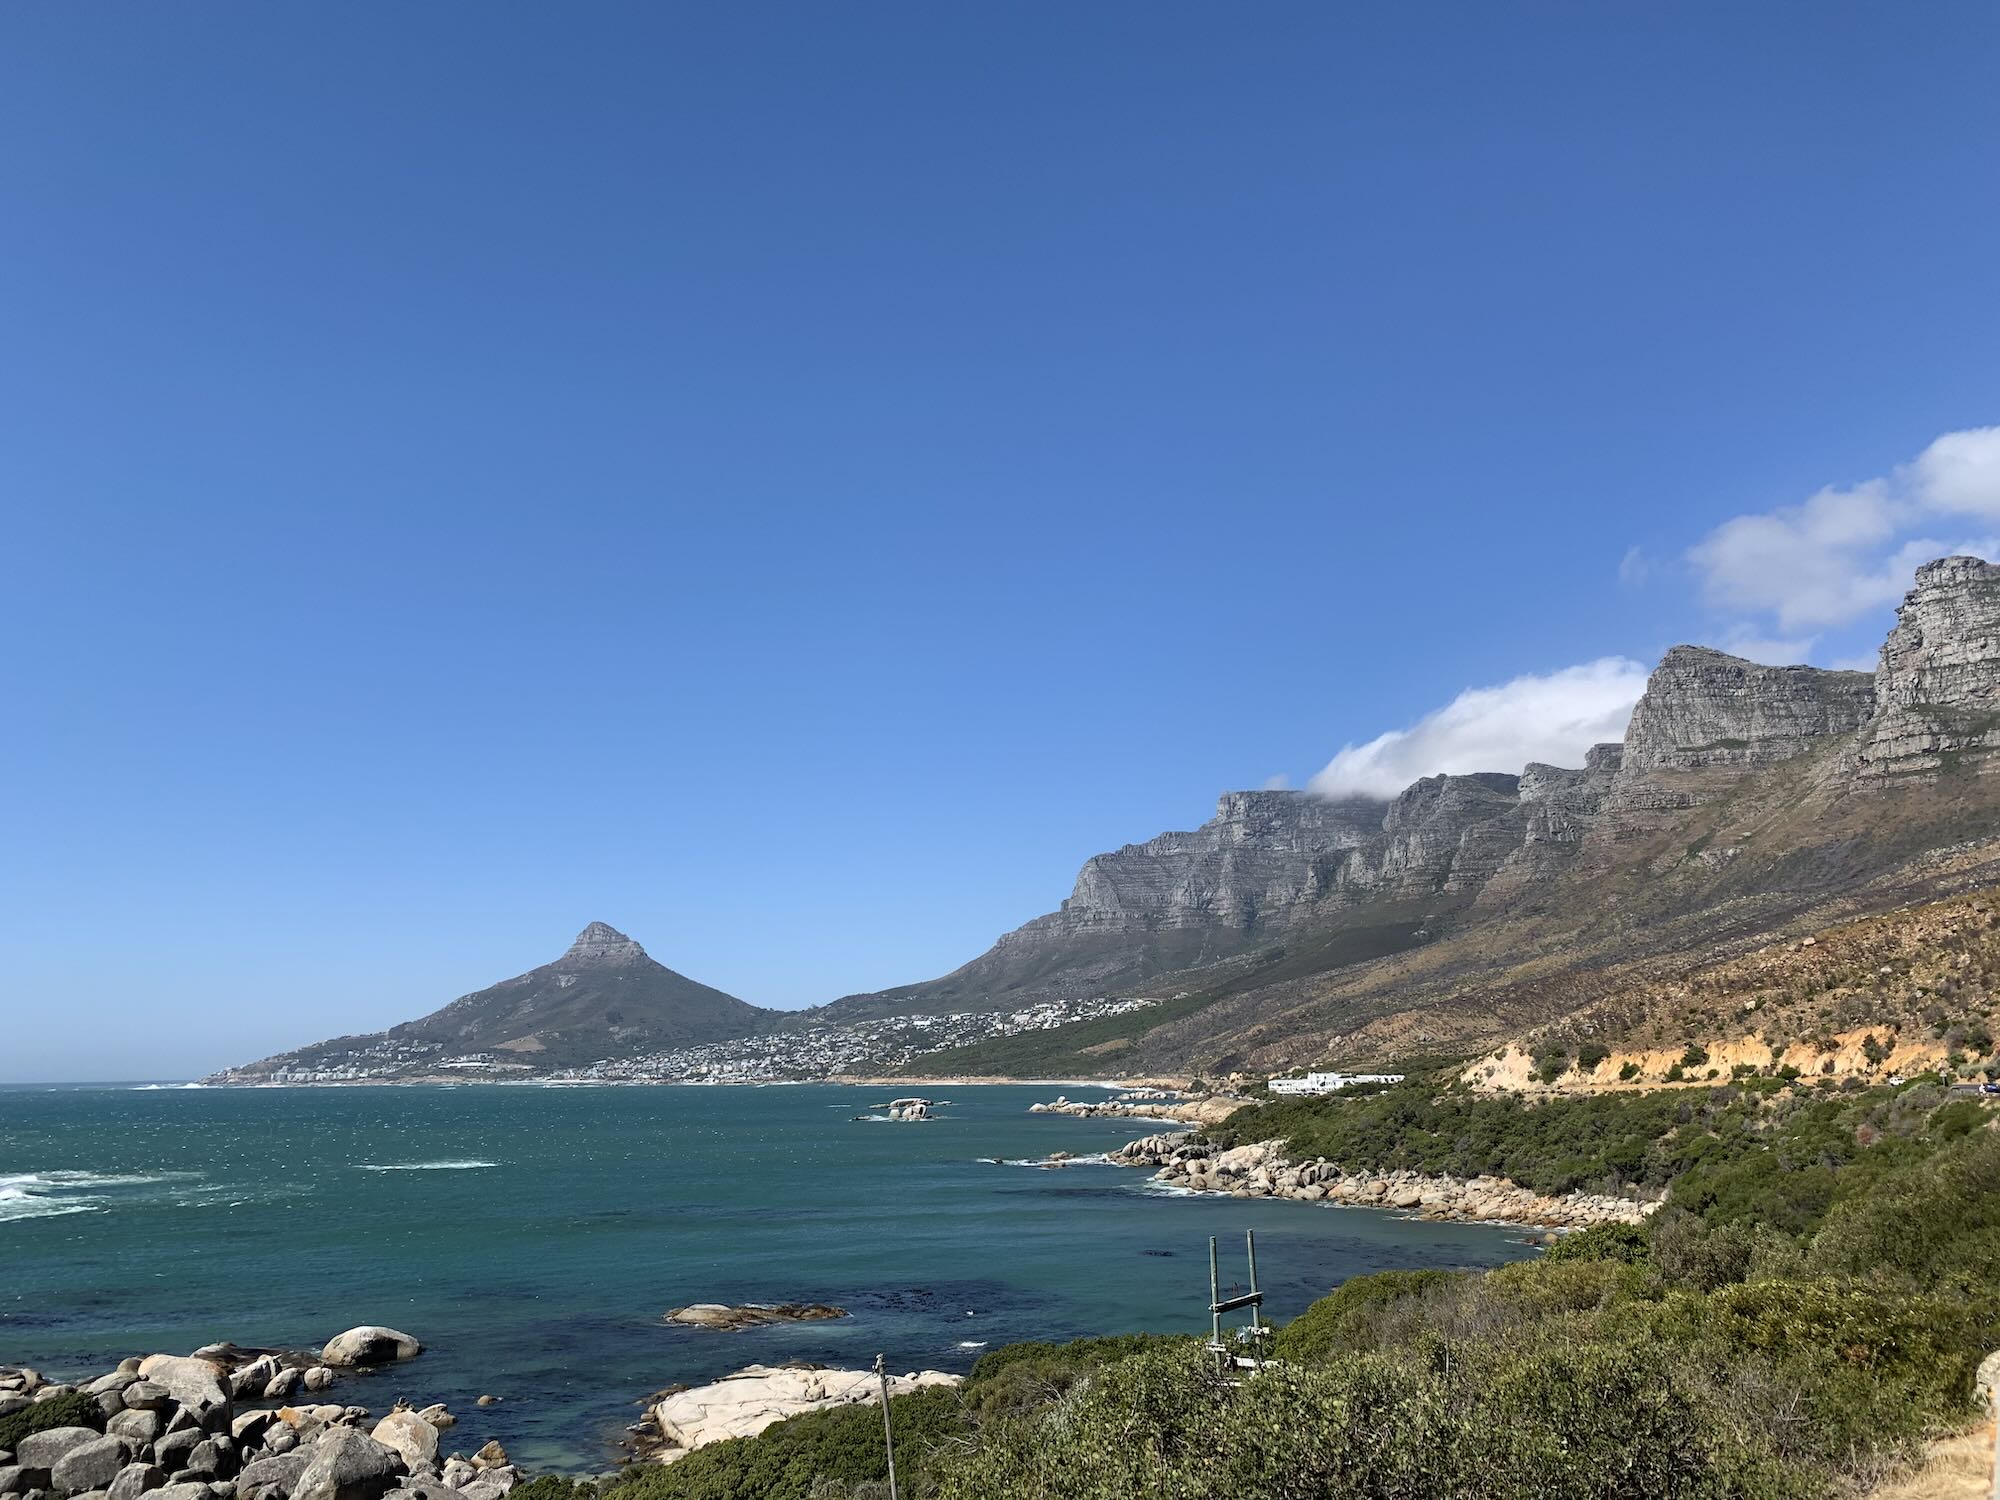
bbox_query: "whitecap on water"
[0,1172,138,1223]
[354,1160,501,1172]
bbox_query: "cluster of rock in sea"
[1110,1135,1652,1229]
[0,1327,521,1500]
[1029,1093,1246,1126]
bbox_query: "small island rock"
[319,1331,421,1370]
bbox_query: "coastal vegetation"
[590,1075,1999,1499]
[0,1389,99,1450]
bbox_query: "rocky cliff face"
[1621,647,1875,771]
[854,555,2000,1027]
[1042,790,1388,938]
[1859,555,2000,780]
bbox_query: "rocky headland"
[1109,1133,1651,1230]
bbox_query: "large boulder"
[154,1432,204,1476]
[233,1453,307,1500]
[117,1387,167,1415]
[133,1362,228,1429]
[16,1430,105,1476]
[361,1418,431,1475]
[291,1430,397,1500]
[107,1465,163,1500]
[52,1437,135,1496]
[104,1414,160,1449]
[318,1332,418,1371]
[225,1365,277,1404]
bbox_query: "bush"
[931,1335,1814,1500]
[0,1390,102,1450]
[1272,1269,1463,1364]
[1681,1044,1711,1069]
[1543,1222,1650,1266]
[512,1481,597,1500]
[1619,1062,1640,1081]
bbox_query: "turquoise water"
[1,1083,1526,1469]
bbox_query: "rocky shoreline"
[1108,1134,1654,1230]
[0,1328,530,1500]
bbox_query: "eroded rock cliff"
[1621,646,1875,771]
[1859,555,2000,780]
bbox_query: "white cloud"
[1687,425,2000,642]
[1308,658,1649,800]
[1260,773,1293,791]
[1910,426,2000,517]
[1618,545,1653,587]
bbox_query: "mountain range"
[214,554,2000,1084]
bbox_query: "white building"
[1267,1071,1404,1097]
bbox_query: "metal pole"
[874,1353,900,1500]
[1245,1230,1263,1368]
[1208,1236,1221,1359]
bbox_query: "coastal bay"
[1,1083,1525,1471]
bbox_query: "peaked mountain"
[211,923,776,1080]
[823,556,2000,1076]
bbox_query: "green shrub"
[1618,1061,1640,1081]
[511,1480,597,1500]
[1577,1043,1611,1070]
[0,1390,102,1450]
[1681,1044,1711,1069]
[1272,1269,1464,1364]
[1543,1222,1649,1266]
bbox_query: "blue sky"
[4,3,1997,1081]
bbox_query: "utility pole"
[874,1353,900,1500]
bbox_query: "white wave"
[0,1196,102,1223]
[957,1340,988,1349]
[1,1168,203,1226]
[354,1160,500,1172]
[1002,1153,1118,1169]
[132,1082,207,1090]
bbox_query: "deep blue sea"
[1,1083,1526,1469]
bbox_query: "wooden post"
[875,1353,900,1500]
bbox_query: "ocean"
[0,1082,1526,1470]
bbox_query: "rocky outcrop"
[1622,647,1875,772]
[0,1337,515,1500]
[648,1365,960,1460]
[662,1304,846,1331]
[1111,1135,1651,1229]
[1860,555,2000,780]
[1028,1093,1247,1127]
[319,1330,420,1369]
